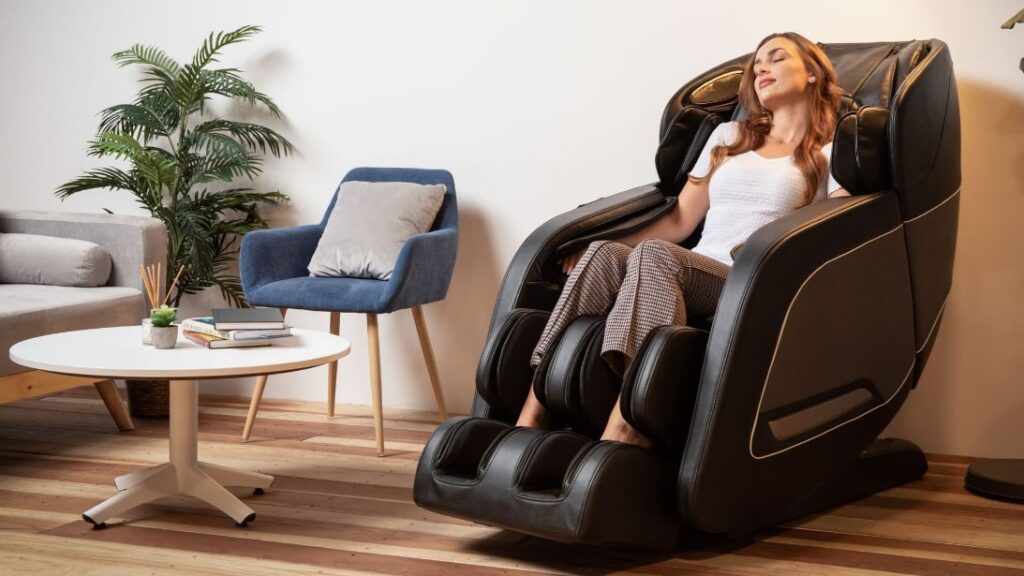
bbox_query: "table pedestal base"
[82,379,274,528]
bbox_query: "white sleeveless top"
[688,121,842,265]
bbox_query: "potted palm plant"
[57,24,292,307]
[56,25,293,416]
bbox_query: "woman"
[516,32,851,447]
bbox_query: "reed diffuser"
[129,262,184,418]
[139,263,185,344]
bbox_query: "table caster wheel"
[253,488,265,495]
[236,512,256,527]
[82,513,106,530]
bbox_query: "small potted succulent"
[149,305,178,349]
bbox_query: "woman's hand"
[560,250,585,275]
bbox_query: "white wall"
[2,0,1021,458]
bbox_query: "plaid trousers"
[529,239,732,377]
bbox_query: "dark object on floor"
[966,459,1024,503]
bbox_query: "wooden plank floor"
[1,389,1022,575]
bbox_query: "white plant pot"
[151,325,179,349]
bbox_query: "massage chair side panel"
[678,193,917,535]
[888,40,961,381]
[803,39,960,383]
[678,39,959,535]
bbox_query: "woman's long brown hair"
[688,32,843,207]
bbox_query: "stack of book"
[182,308,292,349]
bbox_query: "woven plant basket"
[125,379,170,418]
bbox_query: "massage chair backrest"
[655,39,960,369]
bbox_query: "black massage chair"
[414,39,960,550]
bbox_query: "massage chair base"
[414,415,927,550]
[414,418,681,549]
[766,436,927,531]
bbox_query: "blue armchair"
[239,167,457,455]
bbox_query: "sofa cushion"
[0,233,112,286]
[0,284,143,377]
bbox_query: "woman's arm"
[828,187,850,198]
[560,178,710,273]
[616,177,711,247]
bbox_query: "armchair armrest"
[679,192,918,534]
[378,228,458,312]
[239,224,323,292]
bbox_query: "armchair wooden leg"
[412,305,448,421]
[241,307,287,442]
[94,380,134,431]
[242,375,268,443]
[366,313,385,457]
[328,311,340,417]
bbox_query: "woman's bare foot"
[516,413,547,428]
[515,383,548,428]
[599,397,653,449]
[600,418,653,449]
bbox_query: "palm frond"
[86,133,176,192]
[186,151,263,187]
[190,26,261,71]
[56,167,137,199]
[134,89,180,131]
[185,130,248,158]
[111,44,181,78]
[191,119,294,156]
[175,26,261,110]
[201,69,255,103]
[98,104,172,141]
[194,68,283,117]
[210,274,248,307]
[87,132,148,161]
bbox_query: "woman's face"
[752,37,813,111]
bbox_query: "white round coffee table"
[9,325,350,528]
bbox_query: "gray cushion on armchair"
[241,167,458,314]
[307,180,446,280]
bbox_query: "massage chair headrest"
[655,40,941,199]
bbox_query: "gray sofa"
[0,210,167,429]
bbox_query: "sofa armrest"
[0,210,166,296]
[378,228,458,312]
[239,224,324,293]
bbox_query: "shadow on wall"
[884,78,1024,458]
[389,200,504,414]
[221,47,295,129]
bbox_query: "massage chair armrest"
[620,325,709,451]
[679,191,917,534]
[486,183,668,334]
[473,184,670,421]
